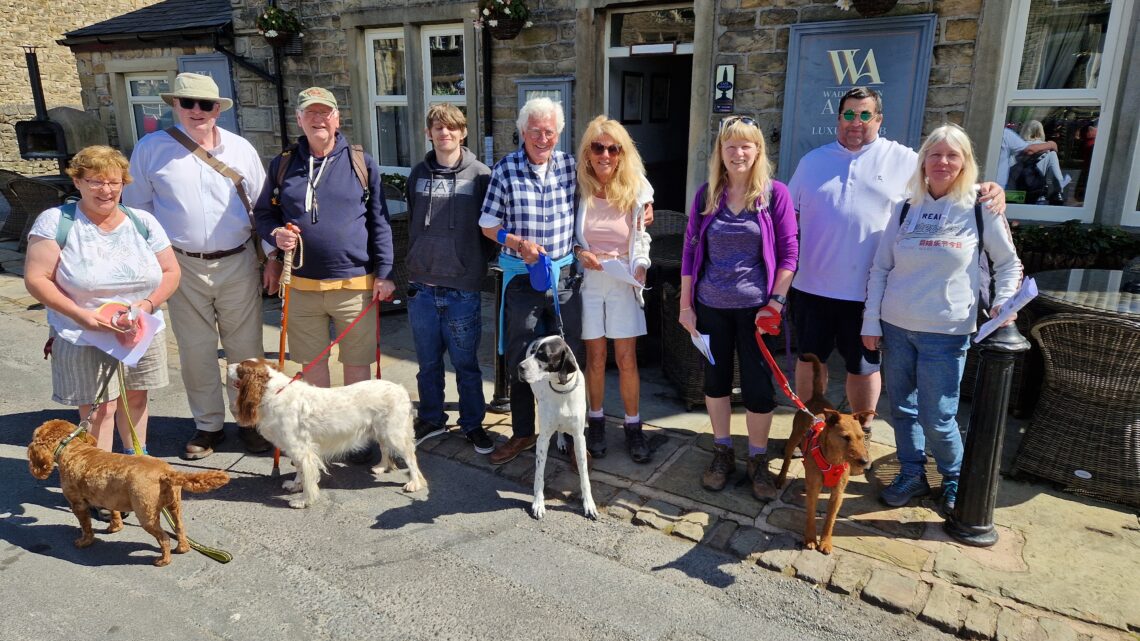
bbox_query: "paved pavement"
[0,241,1136,641]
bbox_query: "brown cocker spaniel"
[27,419,230,566]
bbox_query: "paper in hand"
[599,259,646,289]
[974,278,1038,343]
[77,308,165,367]
[690,333,715,365]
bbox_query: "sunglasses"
[589,142,622,156]
[177,98,218,111]
[841,109,877,123]
[720,115,760,131]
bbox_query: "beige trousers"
[166,245,263,433]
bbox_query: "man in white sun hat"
[123,72,277,460]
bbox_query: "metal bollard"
[487,265,511,414]
[944,323,1030,547]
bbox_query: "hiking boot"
[413,418,447,445]
[586,416,607,458]
[465,427,495,455]
[238,426,272,454]
[701,444,736,492]
[880,473,931,507]
[183,429,225,460]
[489,434,538,465]
[747,452,777,502]
[940,476,959,517]
[624,421,651,464]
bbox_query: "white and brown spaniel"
[228,359,426,508]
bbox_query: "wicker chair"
[659,282,745,410]
[11,177,67,252]
[0,169,29,241]
[1012,313,1140,508]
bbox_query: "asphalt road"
[0,306,952,641]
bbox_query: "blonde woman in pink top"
[572,116,654,463]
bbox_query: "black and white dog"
[517,335,597,520]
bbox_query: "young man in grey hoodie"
[405,104,496,455]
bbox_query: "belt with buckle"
[173,244,246,260]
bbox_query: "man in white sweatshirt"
[786,87,1006,424]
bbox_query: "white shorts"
[580,266,647,340]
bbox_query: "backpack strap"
[55,203,148,249]
[271,145,298,206]
[897,200,912,229]
[349,144,370,201]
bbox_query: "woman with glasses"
[678,116,798,501]
[24,145,180,459]
[861,124,1022,517]
[571,116,655,463]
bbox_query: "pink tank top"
[584,196,632,258]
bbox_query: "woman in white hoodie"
[572,115,654,463]
[861,124,1022,517]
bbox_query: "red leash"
[276,295,381,394]
[754,323,847,487]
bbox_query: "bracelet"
[679,307,692,312]
[142,297,155,312]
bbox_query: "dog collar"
[53,423,88,462]
[548,371,580,395]
[804,420,847,488]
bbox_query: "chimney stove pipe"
[22,45,49,121]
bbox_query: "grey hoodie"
[405,147,494,292]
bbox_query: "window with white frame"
[366,28,412,173]
[366,24,469,174]
[987,0,1131,221]
[125,74,173,145]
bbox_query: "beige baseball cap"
[298,87,337,110]
[160,73,233,111]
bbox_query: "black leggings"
[695,302,776,413]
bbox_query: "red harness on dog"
[753,323,848,488]
[803,421,847,488]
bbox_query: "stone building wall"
[0,0,159,173]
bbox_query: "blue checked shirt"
[480,148,578,260]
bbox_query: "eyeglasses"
[82,178,124,190]
[589,142,622,156]
[841,109,877,123]
[302,109,336,120]
[177,98,218,111]
[720,115,760,132]
[526,128,558,140]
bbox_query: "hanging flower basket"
[257,6,304,47]
[487,17,526,40]
[264,32,296,47]
[849,0,899,16]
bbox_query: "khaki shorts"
[287,288,377,365]
[50,331,169,405]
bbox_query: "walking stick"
[273,223,301,477]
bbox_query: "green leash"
[116,363,233,564]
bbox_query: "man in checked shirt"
[480,97,583,465]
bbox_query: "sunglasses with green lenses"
[841,109,877,123]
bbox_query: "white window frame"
[985,0,1133,223]
[603,3,694,114]
[124,73,172,146]
[1125,118,1140,227]
[365,27,410,175]
[420,24,468,152]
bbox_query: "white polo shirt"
[787,136,917,301]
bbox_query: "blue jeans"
[880,322,970,478]
[408,283,486,433]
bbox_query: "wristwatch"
[770,293,788,306]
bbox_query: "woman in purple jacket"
[679,115,799,502]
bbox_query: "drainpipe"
[482,26,511,414]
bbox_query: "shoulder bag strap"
[164,127,254,214]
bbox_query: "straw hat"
[160,73,234,111]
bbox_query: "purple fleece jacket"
[680,180,799,305]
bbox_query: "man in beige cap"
[123,72,276,459]
[252,86,393,463]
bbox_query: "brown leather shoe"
[489,434,537,465]
[184,430,225,460]
[238,426,272,454]
[701,443,735,491]
[747,452,777,502]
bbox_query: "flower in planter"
[472,0,533,30]
[256,6,304,39]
